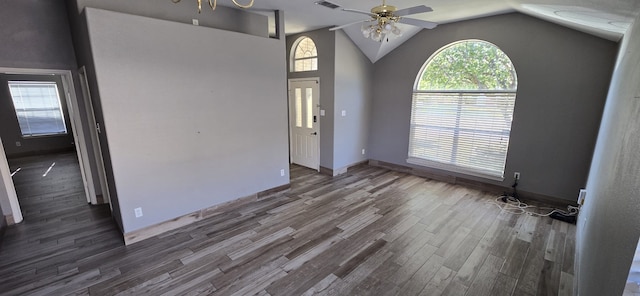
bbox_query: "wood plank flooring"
[0,154,575,295]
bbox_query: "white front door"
[289,79,320,170]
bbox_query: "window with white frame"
[408,40,518,180]
[292,36,318,72]
[8,81,68,137]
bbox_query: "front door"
[288,79,319,170]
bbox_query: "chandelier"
[171,0,254,13]
[361,18,401,42]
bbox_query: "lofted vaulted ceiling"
[221,0,639,62]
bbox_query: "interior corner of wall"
[333,166,348,176]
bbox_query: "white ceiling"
[223,0,640,62]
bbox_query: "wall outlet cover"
[578,189,587,205]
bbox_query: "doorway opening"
[0,68,107,225]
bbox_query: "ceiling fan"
[329,0,438,42]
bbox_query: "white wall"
[333,31,372,171]
[575,14,640,295]
[86,8,289,233]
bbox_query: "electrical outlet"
[514,172,520,180]
[341,110,347,116]
[362,149,366,155]
[320,110,325,116]
[134,207,143,218]
[192,19,199,26]
[15,141,21,147]
[578,189,587,205]
[280,169,285,177]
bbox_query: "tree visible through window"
[408,40,517,179]
[8,81,68,137]
[292,37,318,72]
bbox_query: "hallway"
[0,152,121,293]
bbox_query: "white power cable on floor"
[491,195,579,217]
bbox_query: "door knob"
[311,132,317,135]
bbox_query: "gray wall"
[74,0,268,37]
[0,201,4,220]
[65,0,273,232]
[85,8,289,233]
[0,194,6,217]
[0,0,80,158]
[0,0,77,70]
[333,31,373,171]
[287,29,336,170]
[369,13,617,202]
[575,14,640,295]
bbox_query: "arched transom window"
[408,39,518,180]
[292,37,318,72]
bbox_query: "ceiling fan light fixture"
[332,1,436,41]
[362,19,402,42]
[392,25,401,35]
[361,24,373,38]
[372,30,383,42]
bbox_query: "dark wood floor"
[0,154,575,295]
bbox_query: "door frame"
[0,67,97,224]
[288,77,320,171]
[78,66,111,208]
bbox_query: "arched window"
[291,37,318,72]
[408,40,518,180]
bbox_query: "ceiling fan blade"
[398,17,438,29]
[329,19,373,31]
[341,8,377,17]
[394,5,433,17]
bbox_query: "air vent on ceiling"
[315,1,340,9]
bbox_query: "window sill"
[406,157,504,182]
[22,133,69,139]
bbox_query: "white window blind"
[408,91,515,179]
[8,81,68,137]
[409,40,517,180]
